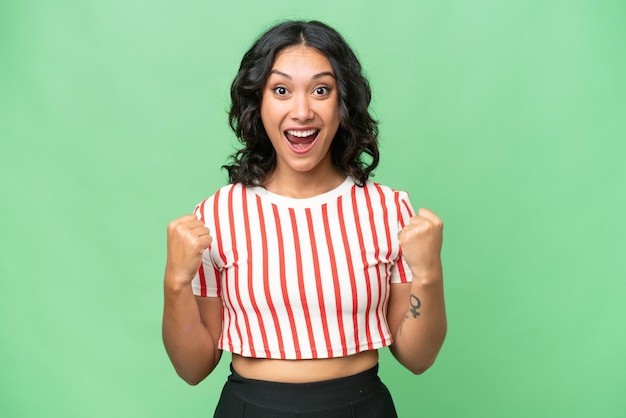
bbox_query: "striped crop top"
[191,177,415,360]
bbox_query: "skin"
[162,46,447,385]
[387,208,447,374]
[260,45,345,198]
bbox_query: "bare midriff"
[231,349,379,383]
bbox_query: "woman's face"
[260,45,340,180]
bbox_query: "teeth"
[286,129,318,138]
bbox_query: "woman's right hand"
[164,214,213,288]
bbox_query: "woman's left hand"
[398,208,444,282]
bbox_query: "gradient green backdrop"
[1,1,625,417]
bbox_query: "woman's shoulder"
[363,180,409,198]
[194,183,243,212]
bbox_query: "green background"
[1,0,625,417]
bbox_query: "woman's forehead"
[270,46,334,78]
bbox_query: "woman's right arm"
[162,214,222,385]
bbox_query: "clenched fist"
[398,208,444,282]
[165,214,213,287]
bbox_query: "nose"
[290,94,314,122]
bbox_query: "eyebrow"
[269,70,336,80]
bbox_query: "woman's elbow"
[392,347,439,375]
[183,376,203,386]
[174,363,216,386]
[176,368,206,386]
[406,358,436,375]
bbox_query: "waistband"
[225,363,383,410]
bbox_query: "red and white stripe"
[192,178,415,359]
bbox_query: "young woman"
[162,20,447,417]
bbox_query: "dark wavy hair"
[224,20,379,187]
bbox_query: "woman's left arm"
[387,208,447,375]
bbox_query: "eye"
[273,86,289,96]
[314,86,330,96]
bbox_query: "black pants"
[213,363,398,417]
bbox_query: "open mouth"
[285,129,319,153]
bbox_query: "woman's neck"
[262,167,346,199]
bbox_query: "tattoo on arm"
[409,294,421,318]
[397,294,422,336]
